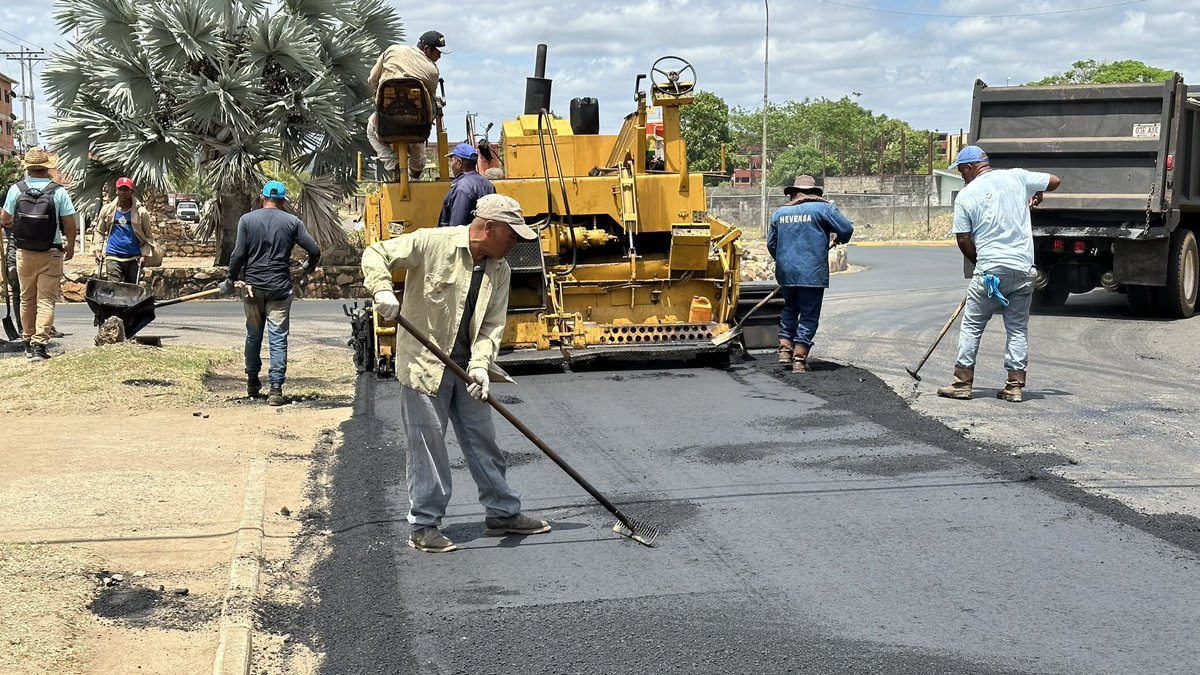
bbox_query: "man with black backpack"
[0,148,78,361]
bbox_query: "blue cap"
[447,143,478,161]
[262,180,287,200]
[949,145,988,169]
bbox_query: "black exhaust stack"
[524,44,552,115]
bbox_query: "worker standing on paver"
[768,175,854,373]
[438,143,495,227]
[361,194,551,553]
[367,30,447,180]
[937,145,1061,403]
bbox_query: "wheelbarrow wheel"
[349,309,375,374]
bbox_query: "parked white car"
[175,201,200,223]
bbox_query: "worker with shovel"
[936,145,1060,403]
[0,148,78,362]
[768,175,854,372]
[220,181,321,406]
[362,193,550,553]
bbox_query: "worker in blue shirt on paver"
[767,175,855,373]
[437,143,495,227]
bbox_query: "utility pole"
[760,0,769,236]
[2,47,47,151]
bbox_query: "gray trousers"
[399,369,521,527]
[955,268,1035,372]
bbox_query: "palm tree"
[43,0,402,264]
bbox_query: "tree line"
[680,59,1177,186]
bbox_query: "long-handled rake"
[392,310,660,547]
[905,294,968,381]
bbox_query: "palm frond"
[92,125,199,192]
[344,0,404,50]
[57,0,142,49]
[140,0,227,69]
[318,30,376,101]
[92,51,160,117]
[41,47,99,110]
[293,173,349,250]
[43,106,124,178]
[200,129,280,190]
[284,0,351,30]
[246,12,325,77]
[177,64,264,139]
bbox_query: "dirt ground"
[0,341,354,675]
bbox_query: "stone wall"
[62,266,367,303]
[153,219,216,257]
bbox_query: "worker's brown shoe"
[936,366,974,400]
[267,385,285,407]
[791,344,811,373]
[996,370,1026,403]
[484,513,552,536]
[777,339,794,364]
[408,526,457,553]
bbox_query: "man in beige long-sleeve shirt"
[367,30,445,180]
[362,194,549,553]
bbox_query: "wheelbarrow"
[85,280,221,338]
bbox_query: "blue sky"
[1,0,1197,145]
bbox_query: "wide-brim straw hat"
[22,148,55,170]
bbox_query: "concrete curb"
[852,240,956,247]
[212,458,268,675]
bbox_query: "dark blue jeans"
[243,288,293,386]
[778,286,825,347]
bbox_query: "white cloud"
[1,0,1197,147]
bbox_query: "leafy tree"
[43,0,402,264]
[0,158,20,190]
[1029,59,1175,85]
[679,90,733,178]
[729,94,936,184]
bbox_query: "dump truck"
[349,46,746,374]
[967,76,1200,318]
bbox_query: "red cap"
[115,177,135,189]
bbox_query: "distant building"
[731,168,761,187]
[0,72,15,160]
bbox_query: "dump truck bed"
[969,77,1200,230]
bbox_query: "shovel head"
[2,314,16,341]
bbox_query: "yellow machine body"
[361,56,741,371]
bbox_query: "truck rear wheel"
[1154,228,1198,319]
[1127,285,1160,317]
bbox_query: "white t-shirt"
[953,168,1052,273]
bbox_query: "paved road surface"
[30,247,1200,672]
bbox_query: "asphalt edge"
[212,458,268,675]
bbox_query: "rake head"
[612,517,660,547]
[905,366,922,382]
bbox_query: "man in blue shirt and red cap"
[438,143,495,227]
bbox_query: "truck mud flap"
[1114,238,1169,286]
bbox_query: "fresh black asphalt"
[283,353,1200,674]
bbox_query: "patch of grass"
[0,344,237,413]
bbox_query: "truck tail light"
[1053,239,1065,253]
[1167,154,1174,170]
[1073,240,1086,255]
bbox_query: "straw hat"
[23,148,54,170]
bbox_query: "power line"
[0,27,43,51]
[813,0,1148,18]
